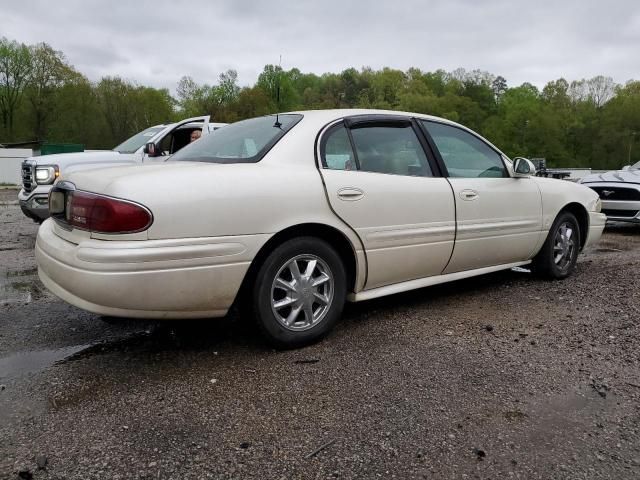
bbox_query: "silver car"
[580,161,640,223]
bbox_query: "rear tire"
[531,211,580,279]
[252,237,346,349]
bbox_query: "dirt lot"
[1,187,639,479]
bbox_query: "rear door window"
[322,121,432,177]
[351,125,432,176]
[323,125,356,170]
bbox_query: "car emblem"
[600,190,615,197]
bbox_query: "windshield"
[113,126,165,153]
[171,114,302,163]
[631,160,640,170]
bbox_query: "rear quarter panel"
[92,159,367,290]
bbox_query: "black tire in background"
[531,211,581,279]
[251,237,347,349]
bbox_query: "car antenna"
[274,54,282,128]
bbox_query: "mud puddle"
[0,332,151,381]
[0,320,239,381]
[0,344,92,380]
[0,267,43,304]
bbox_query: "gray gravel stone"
[1,199,639,479]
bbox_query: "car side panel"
[443,177,543,273]
[58,161,369,293]
[320,169,455,289]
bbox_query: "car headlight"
[594,198,602,213]
[35,165,59,185]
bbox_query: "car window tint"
[323,125,356,170]
[350,126,432,177]
[422,121,507,178]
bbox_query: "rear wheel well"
[233,223,358,309]
[559,203,588,250]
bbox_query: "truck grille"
[589,186,640,201]
[22,163,35,192]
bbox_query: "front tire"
[531,211,581,279]
[252,237,346,348]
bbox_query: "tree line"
[1,36,638,169]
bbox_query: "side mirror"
[513,157,536,177]
[144,142,159,157]
[622,165,630,171]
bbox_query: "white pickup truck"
[19,115,226,222]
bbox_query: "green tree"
[256,65,298,112]
[217,70,240,106]
[96,77,173,146]
[25,42,77,140]
[233,86,275,119]
[0,37,32,139]
[491,76,507,103]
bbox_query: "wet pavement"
[1,188,640,479]
[1,268,40,306]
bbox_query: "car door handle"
[337,187,365,201]
[460,189,479,201]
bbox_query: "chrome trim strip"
[349,260,531,302]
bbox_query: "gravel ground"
[1,188,639,479]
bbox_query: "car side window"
[422,121,507,178]
[351,126,432,177]
[323,125,356,170]
[322,122,432,177]
[158,133,173,155]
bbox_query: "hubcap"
[270,254,334,331]
[553,222,576,271]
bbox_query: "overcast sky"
[1,0,638,91]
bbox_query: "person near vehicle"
[190,129,202,142]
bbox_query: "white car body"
[18,115,226,221]
[35,109,606,346]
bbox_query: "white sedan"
[36,110,606,348]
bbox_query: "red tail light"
[66,191,152,233]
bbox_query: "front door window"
[421,121,507,178]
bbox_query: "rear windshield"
[171,114,302,164]
[113,126,165,153]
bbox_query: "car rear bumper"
[36,219,267,319]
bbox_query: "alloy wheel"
[553,221,576,271]
[270,254,334,331]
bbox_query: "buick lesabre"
[36,110,606,347]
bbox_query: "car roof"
[148,121,227,129]
[282,108,461,127]
[177,122,227,130]
[278,109,506,158]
